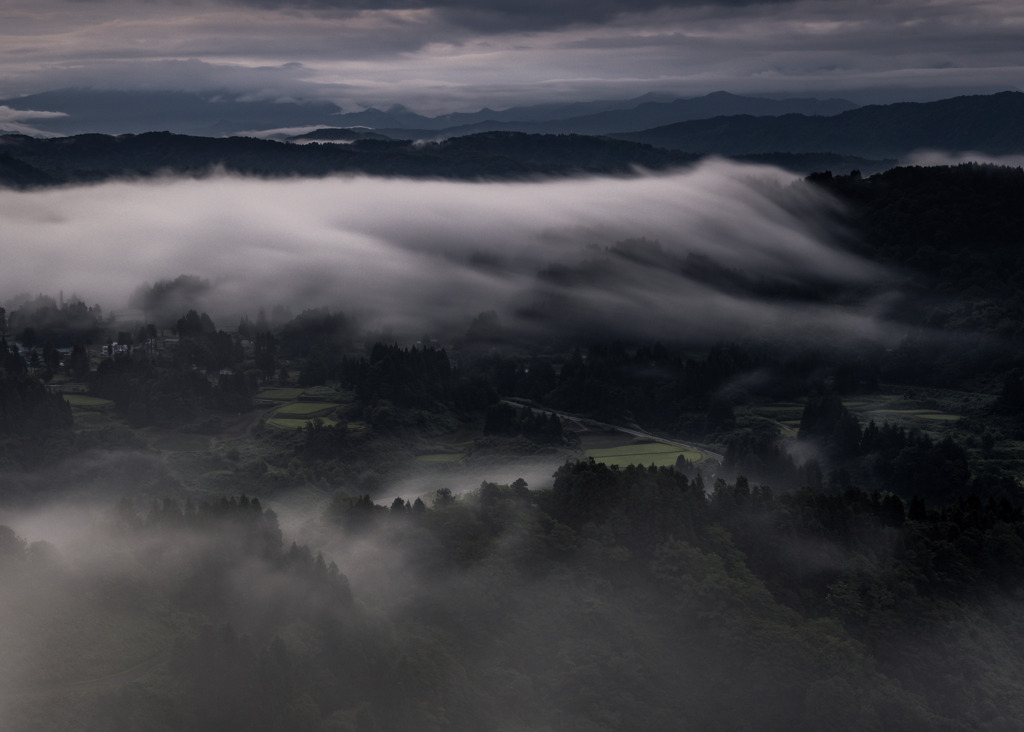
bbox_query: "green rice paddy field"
[272,402,338,418]
[585,441,703,468]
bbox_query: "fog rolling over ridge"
[0,160,902,345]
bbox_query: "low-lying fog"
[0,160,903,344]
[905,150,1024,168]
[1,160,1020,730]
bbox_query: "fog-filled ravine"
[3,161,1024,731]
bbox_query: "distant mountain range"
[3,92,1023,188]
[3,88,1021,163]
[0,89,856,138]
[613,91,1024,157]
[350,91,858,139]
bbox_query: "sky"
[0,0,1021,114]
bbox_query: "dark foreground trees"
[5,466,1024,731]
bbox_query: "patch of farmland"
[585,441,703,468]
[272,402,338,418]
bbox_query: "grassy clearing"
[62,394,114,408]
[265,400,340,430]
[273,402,337,418]
[585,441,703,468]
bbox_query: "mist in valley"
[3,457,1021,731]
[0,160,905,346]
[2,161,1023,731]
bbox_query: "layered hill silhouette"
[368,91,856,139]
[4,92,1022,187]
[0,89,854,138]
[0,131,703,186]
[614,91,1024,158]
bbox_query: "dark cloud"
[227,0,786,32]
[0,0,1021,123]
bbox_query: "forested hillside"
[3,465,1023,731]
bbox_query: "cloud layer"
[0,161,904,345]
[0,0,1021,111]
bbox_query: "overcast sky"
[0,0,1021,113]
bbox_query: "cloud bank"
[0,161,905,345]
[0,106,66,137]
[905,149,1024,168]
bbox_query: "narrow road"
[500,399,724,463]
